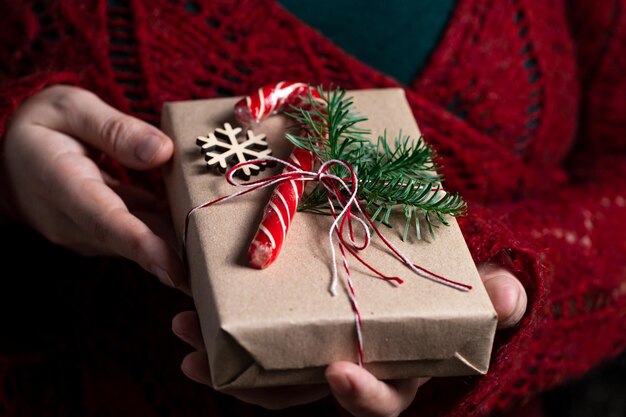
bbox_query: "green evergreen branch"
[285,85,467,241]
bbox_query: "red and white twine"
[183,156,471,366]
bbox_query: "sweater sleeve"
[402,97,626,417]
[0,0,101,136]
[0,72,83,139]
[425,154,626,417]
[405,3,626,415]
[0,1,108,222]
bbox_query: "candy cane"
[234,81,323,125]
[234,82,323,269]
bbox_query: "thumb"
[478,263,527,329]
[48,86,173,169]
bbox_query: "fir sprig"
[285,86,467,241]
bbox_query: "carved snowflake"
[196,123,273,179]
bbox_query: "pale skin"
[1,85,528,417]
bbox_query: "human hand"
[1,85,185,290]
[172,263,527,415]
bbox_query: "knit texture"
[1,0,625,416]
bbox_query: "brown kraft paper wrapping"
[161,88,498,390]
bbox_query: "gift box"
[161,88,497,389]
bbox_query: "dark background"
[543,350,626,417]
[1,223,624,416]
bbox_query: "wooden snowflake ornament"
[196,122,273,179]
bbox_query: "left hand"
[172,263,527,415]
[1,85,185,290]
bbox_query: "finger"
[179,344,329,409]
[134,210,179,249]
[326,362,421,417]
[110,184,179,256]
[174,314,330,409]
[225,384,329,410]
[46,87,173,169]
[109,183,168,213]
[32,127,185,289]
[133,209,189,294]
[181,351,213,386]
[56,153,185,288]
[172,312,205,350]
[478,264,528,329]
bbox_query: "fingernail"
[136,135,162,163]
[151,265,175,287]
[327,372,353,396]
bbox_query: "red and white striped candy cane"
[234,81,323,125]
[234,81,322,269]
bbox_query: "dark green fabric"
[278,0,457,85]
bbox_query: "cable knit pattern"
[1,0,625,416]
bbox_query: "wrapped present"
[161,87,497,390]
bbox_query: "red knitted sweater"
[1,1,625,416]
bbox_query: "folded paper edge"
[218,310,498,373]
[453,352,486,374]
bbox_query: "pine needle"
[289,86,466,241]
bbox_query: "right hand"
[1,85,185,290]
[172,263,527,414]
